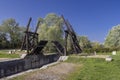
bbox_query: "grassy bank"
[66,54,120,80]
[0,50,20,58]
[0,53,20,58]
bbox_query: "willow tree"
[37,13,64,52]
[105,25,120,48]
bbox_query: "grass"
[6,51,120,80]
[66,53,120,80]
[9,73,31,80]
[0,53,20,58]
[0,50,20,58]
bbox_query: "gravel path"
[0,58,20,62]
[81,55,109,58]
[0,58,14,62]
[24,63,76,80]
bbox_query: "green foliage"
[0,18,25,48]
[66,54,120,80]
[91,41,104,49]
[78,36,92,49]
[44,13,63,27]
[0,32,9,48]
[83,47,118,53]
[105,25,120,48]
[38,13,63,41]
[81,41,116,53]
[38,13,64,52]
[38,23,48,40]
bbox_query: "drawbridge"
[0,16,82,78]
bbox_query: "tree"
[0,32,9,48]
[44,13,63,27]
[104,25,120,48]
[78,36,91,49]
[37,13,64,52]
[0,18,25,48]
[91,41,103,49]
[38,23,48,40]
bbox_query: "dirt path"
[0,58,13,62]
[23,62,76,80]
[0,58,20,62]
[80,55,109,58]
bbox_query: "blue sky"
[0,0,120,43]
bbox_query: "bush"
[83,47,120,53]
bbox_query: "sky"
[0,0,120,43]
